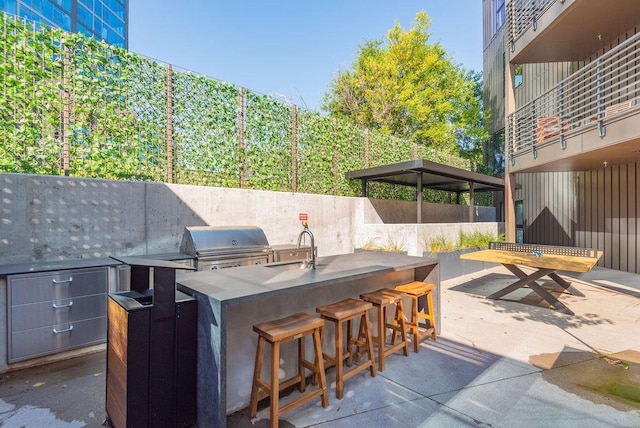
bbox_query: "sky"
[128,1,482,112]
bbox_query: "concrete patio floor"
[1,265,639,427]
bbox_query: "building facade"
[0,0,127,48]
[483,0,640,273]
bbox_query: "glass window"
[515,200,524,243]
[494,0,505,33]
[104,0,125,20]
[514,64,523,87]
[1,0,17,15]
[77,3,92,27]
[77,23,93,38]
[92,0,102,18]
[105,25,124,47]
[103,7,123,36]
[54,0,72,12]
[93,18,104,38]
[79,0,94,10]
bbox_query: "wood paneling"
[517,162,640,273]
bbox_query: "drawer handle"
[52,300,74,309]
[52,277,73,284]
[53,325,74,334]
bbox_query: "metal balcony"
[507,30,640,172]
[507,0,640,64]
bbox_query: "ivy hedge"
[0,13,478,202]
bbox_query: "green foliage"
[0,12,490,203]
[359,236,406,253]
[458,229,505,249]
[244,91,292,191]
[425,235,457,253]
[426,230,505,252]
[172,72,240,187]
[323,11,488,160]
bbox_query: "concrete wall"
[1,173,500,263]
[0,173,356,263]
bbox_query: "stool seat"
[359,288,409,372]
[250,312,328,428]
[254,312,325,342]
[316,298,372,320]
[316,298,376,399]
[395,281,437,353]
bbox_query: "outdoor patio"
[1,265,639,427]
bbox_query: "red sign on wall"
[299,213,308,221]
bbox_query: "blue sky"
[129,1,482,112]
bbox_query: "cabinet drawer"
[9,267,108,305]
[11,294,107,333]
[9,316,107,363]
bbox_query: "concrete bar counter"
[177,251,440,428]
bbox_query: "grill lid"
[180,226,270,257]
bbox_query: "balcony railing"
[507,30,640,163]
[506,0,555,50]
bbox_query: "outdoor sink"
[264,261,326,271]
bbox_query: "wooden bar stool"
[395,281,437,353]
[249,312,329,428]
[359,288,409,372]
[315,298,376,399]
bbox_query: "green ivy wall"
[0,13,471,199]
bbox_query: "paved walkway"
[1,266,639,427]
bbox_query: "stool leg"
[298,335,306,393]
[411,296,419,353]
[346,319,353,367]
[312,327,329,408]
[335,319,345,399]
[270,341,280,428]
[376,304,385,372]
[249,335,265,418]
[396,300,409,356]
[427,291,437,341]
[354,317,365,362]
[362,311,376,378]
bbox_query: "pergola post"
[416,172,423,223]
[469,182,475,223]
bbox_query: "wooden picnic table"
[460,243,602,315]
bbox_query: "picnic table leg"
[548,272,585,297]
[502,264,545,288]
[527,282,575,315]
[490,265,575,315]
[487,265,551,299]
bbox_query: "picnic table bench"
[460,242,602,315]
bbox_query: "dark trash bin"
[106,257,197,428]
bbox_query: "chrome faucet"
[297,224,316,269]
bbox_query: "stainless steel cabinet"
[8,266,109,363]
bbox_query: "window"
[77,3,92,27]
[494,0,505,33]
[1,0,17,15]
[514,64,523,87]
[515,200,524,243]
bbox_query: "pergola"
[345,158,505,223]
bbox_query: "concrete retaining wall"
[1,173,501,263]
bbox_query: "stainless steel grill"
[180,226,273,270]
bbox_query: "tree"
[323,12,487,158]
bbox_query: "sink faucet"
[297,224,316,269]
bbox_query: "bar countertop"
[177,251,439,304]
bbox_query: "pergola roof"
[345,159,504,223]
[345,158,504,195]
